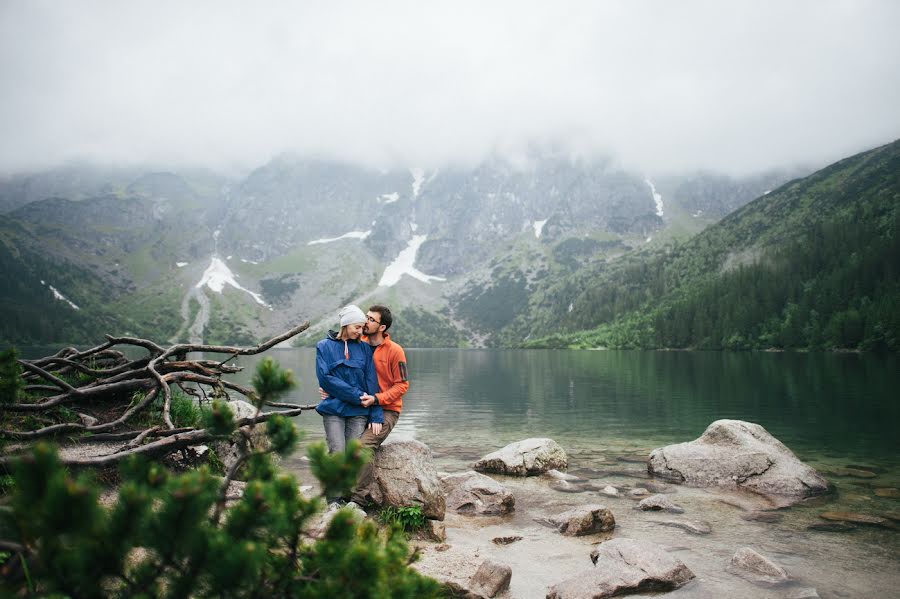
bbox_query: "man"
[319,304,409,502]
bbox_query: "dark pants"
[351,410,400,503]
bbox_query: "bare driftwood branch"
[1,322,312,468]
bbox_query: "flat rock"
[787,588,821,599]
[441,471,515,516]
[648,420,829,506]
[491,535,523,545]
[727,547,789,586]
[469,559,512,598]
[807,521,858,533]
[643,481,675,494]
[473,438,568,476]
[548,538,694,598]
[545,469,587,483]
[544,504,616,536]
[629,488,650,498]
[651,519,712,535]
[637,494,685,513]
[550,480,586,493]
[740,511,784,523]
[829,467,877,478]
[819,511,893,527]
[357,438,446,521]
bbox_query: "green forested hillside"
[525,139,900,351]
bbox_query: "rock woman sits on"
[315,305,384,455]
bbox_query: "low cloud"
[1,1,898,175]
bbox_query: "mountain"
[0,152,808,348]
[522,139,900,351]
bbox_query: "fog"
[1,0,899,175]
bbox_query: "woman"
[315,304,384,454]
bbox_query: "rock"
[544,504,615,536]
[309,502,367,539]
[599,485,620,497]
[492,535,523,545]
[420,519,446,542]
[209,400,270,476]
[874,487,900,498]
[357,438,446,520]
[78,413,98,426]
[473,438,568,476]
[787,588,821,599]
[441,471,515,516]
[615,455,647,464]
[740,511,783,523]
[550,480,586,493]
[644,481,675,494]
[468,560,512,598]
[628,488,650,498]
[727,547,789,585]
[819,511,894,527]
[651,519,712,535]
[548,538,694,598]
[829,467,877,478]
[546,469,587,483]
[637,494,685,513]
[648,420,829,506]
[807,521,857,533]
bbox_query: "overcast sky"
[1,1,899,176]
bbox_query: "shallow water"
[229,348,899,597]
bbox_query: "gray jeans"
[322,414,368,454]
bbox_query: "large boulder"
[469,560,512,598]
[441,471,515,515]
[356,438,446,521]
[548,538,694,598]
[473,438,568,476]
[647,420,828,506]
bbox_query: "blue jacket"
[315,331,384,424]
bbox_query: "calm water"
[224,348,899,597]
[225,348,899,464]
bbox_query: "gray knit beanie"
[339,304,366,326]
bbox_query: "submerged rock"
[543,504,616,536]
[651,519,712,535]
[441,471,515,516]
[546,469,586,482]
[491,535,523,545]
[874,487,900,498]
[740,510,784,523]
[357,438,446,520]
[637,494,685,513]
[473,438,568,476]
[829,467,877,478]
[547,538,694,598]
[727,547,789,586]
[550,480,586,493]
[647,420,829,506]
[807,521,858,533]
[819,511,895,528]
[599,485,620,497]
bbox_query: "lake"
[221,348,899,597]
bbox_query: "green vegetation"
[0,357,439,598]
[392,307,466,348]
[525,140,900,352]
[377,505,426,533]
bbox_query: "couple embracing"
[314,304,408,502]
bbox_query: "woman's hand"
[318,387,328,400]
[360,393,375,407]
[368,422,383,435]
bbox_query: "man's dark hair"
[368,304,393,332]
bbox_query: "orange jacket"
[366,334,409,413]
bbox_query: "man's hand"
[318,387,327,401]
[360,393,375,407]
[368,422,383,435]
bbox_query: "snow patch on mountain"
[176,262,189,267]
[644,178,664,217]
[379,235,446,287]
[533,218,548,238]
[411,168,426,197]
[43,281,80,310]
[196,256,269,307]
[378,192,399,204]
[307,230,372,245]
